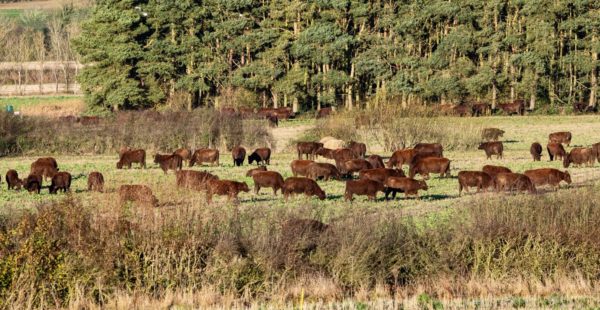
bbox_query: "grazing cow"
[530,142,542,161]
[316,107,333,119]
[409,157,451,179]
[592,142,600,163]
[315,147,335,160]
[384,177,428,200]
[290,160,314,177]
[119,185,158,207]
[344,179,385,201]
[348,141,367,158]
[471,103,490,116]
[117,149,146,169]
[481,128,505,142]
[339,159,373,176]
[499,100,525,116]
[24,174,42,194]
[248,148,271,165]
[387,149,417,168]
[87,171,104,192]
[458,171,493,196]
[359,168,405,185]
[206,179,249,203]
[49,172,72,194]
[564,147,594,168]
[154,154,183,174]
[246,166,267,177]
[252,171,285,195]
[5,169,21,190]
[482,165,512,179]
[232,146,247,167]
[297,142,323,160]
[549,132,572,146]
[414,143,444,157]
[282,177,326,201]
[31,157,59,181]
[524,168,571,190]
[547,142,567,161]
[366,155,385,169]
[173,148,192,163]
[306,163,341,181]
[176,170,218,191]
[190,148,220,167]
[478,142,504,159]
[494,173,536,194]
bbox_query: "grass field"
[0,95,84,117]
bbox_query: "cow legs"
[254,184,261,195]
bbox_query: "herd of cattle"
[3,127,597,207]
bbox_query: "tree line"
[73,0,599,112]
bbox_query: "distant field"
[0,95,84,116]
[0,0,89,11]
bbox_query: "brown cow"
[409,157,451,179]
[315,147,335,159]
[481,128,505,142]
[246,166,267,177]
[348,141,367,158]
[316,107,333,119]
[414,143,444,157]
[23,174,42,194]
[530,142,542,161]
[384,177,428,200]
[88,171,104,192]
[297,142,323,160]
[252,171,285,195]
[549,131,572,146]
[232,146,246,167]
[290,160,315,177]
[117,149,146,169]
[472,103,490,116]
[49,172,72,194]
[206,179,249,203]
[119,185,158,207]
[453,104,471,117]
[563,147,594,168]
[282,177,326,201]
[366,155,385,169]
[524,168,571,190]
[190,148,220,167]
[547,142,567,161]
[458,171,493,196]
[344,179,385,201]
[306,162,341,181]
[176,170,218,191]
[6,170,21,190]
[359,168,405,184]
[478,142,503,159]
[339,159,373,176]
[494,173,536,194]
[592,142,600,163]
[387,149,417,168]
[173,148,192,163]
[482,165,512,178]
[154,154,183,174]
[499,100,525,116]
[31,157,59,180]
[267,115,279,127]
[248,148,271,165]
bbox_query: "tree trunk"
[590,36,598,107]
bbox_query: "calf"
[248,148,271,165]
[344,179,385,201]
[190,148,220,167]
[481,128,505,142]
[530,142,542,161]
[409,157,451,179]
[232,146,246,166]
[458,171,493,196]
[384,177,428,200]
[206,179,250,203]
[290,160,314,177]
[282,177,326,201]
[119,185,158,207]
[154,154,183,174]
[31,157,59,180]
[5,169,21,190]
[117,149,146,169]
[387,149,417,168]
[359,168,405,184]
[246,166,267,177]
[23,174,42,194]
[366,155,385,169]
[49,172,72,194]
[414,143,444,157]
[524,168,571,190]
[547,142,567,161]
[549,131,572,146]
[88,171,104,192]
[482,165,512,179]
[306,163,341,181]
[494,173,536,194]
[563,147,594,168]
[348,141,367,158]
[252,171,285,195]
[339,159,373,176]
[176,170,218,191]
[297,142,323,160]
[478,142,503,159]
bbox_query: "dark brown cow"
[297,142,323,160]
[494,173,536,194]
[49,172,72,194]
[387,149,417,168]
[344,179,385,201]
[176,170,218,191]
[154,154,183,174]
[252,171,285,195]
[482,165,512,178]
[206,179,249,203]
[499,100,525,116]
[563,147,594,168]
[23,174,42,194]
[524,168,571,190]
[478,142,503,159]
[547,142,567,161]
[316,107,333,119]
[549,132,572,146]
[359,168,405,183]
[88,171,104,192]
[173,148,192,162]
[530,142,542,161]
[117,149,146,169]
[119,185,158,207]
[592,142,600,163]
[290,160,314,177]
[384,177,428,200]
[414,143,444,157]
[232,146,247,167]
[282,177,326,201]
[5,169,21,190]
[190,148,220,167]
[246,166,267,177]
[481,128,505,142]
[348,141,367,158]
[248,148,271,165]
[471,103,490,116]
[339,159,373,176]
[573,102,597,113]
[458,171,493,196]
[306,163,341,181]
[31,157,59,180]
[409,157,451,179]
[315,147,335,159]
[366,155,385,169]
